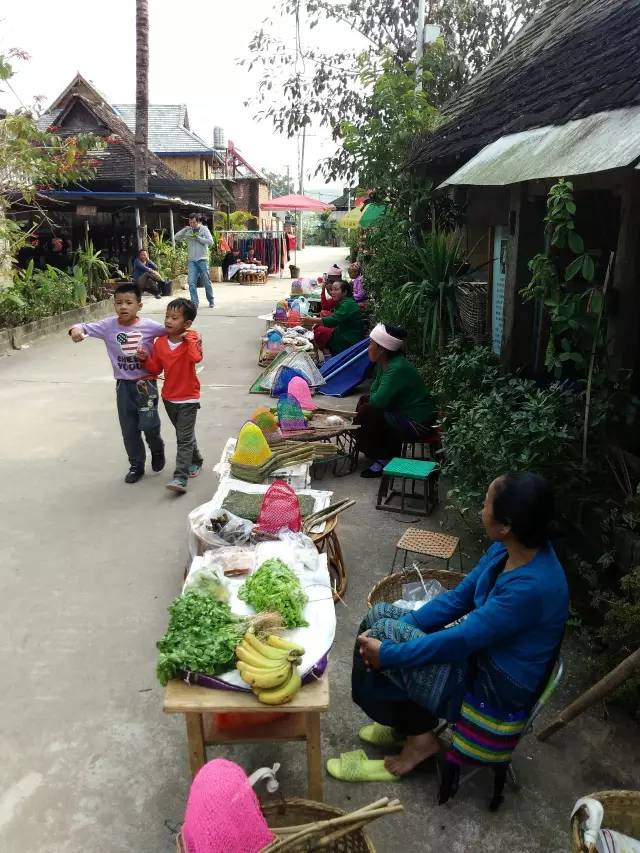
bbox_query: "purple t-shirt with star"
[81,316,167,380]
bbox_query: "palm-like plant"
[399,232,466,354]
[74,240,110,298]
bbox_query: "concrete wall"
[1,298,113,354]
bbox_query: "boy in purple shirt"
[69,282,168,483]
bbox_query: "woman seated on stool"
[319,264,344,316]
[355,324,436,479]
[326,473,568,787]
[312,280,366,358]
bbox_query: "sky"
[1,0,358,200]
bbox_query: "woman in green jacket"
[312,280,366,357]
[356,323,436,478]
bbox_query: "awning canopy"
[38,190,217,213]
[360,204,386,228]
[439,106,640,187]
[261,193,333,211]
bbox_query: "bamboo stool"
[163,677,330,801]
[391,527,462,573]
[311,516,347,601]
[239,269,268,284]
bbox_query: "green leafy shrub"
[149,232,187,279]
[0,261,88,329]
[595,566,640,719]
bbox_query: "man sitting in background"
[132,249,168,299]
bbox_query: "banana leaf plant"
[399,231,466,354]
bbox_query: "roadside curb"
[1,299,113,353]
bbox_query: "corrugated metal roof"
[112,104,213,154]
[440,106,640,187]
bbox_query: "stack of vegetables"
[156,557,309,706]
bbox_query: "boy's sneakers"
[166,478,187,494]
[188,462,203,478]
[125,467,144,484]
[208,302,214,308]
[151,447,166,472]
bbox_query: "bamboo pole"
[537,647,640,742]
[582,251,614,466]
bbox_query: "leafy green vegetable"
[156,591,246,685]
[239,558,308,629]
[187,567,229,602]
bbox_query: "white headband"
[370,323,403,351]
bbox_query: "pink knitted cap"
[288,376,317,411]
[181,759,274,853]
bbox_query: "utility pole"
[416,0,426,92]
[296,125,307,250]
[286,163,291,195]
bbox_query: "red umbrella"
[261,193,333,212]
[261,194,334,263]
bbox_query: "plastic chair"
[437,657,564,811]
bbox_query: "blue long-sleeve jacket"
[379,542,568,693]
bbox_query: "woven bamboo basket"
[455,281,488,344]
[176,799,376,852]
[367,567,465,608]
[569,790,640,852]
[261,799,376,852]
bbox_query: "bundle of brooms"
[261,796,403,852]
[231,442,339,484]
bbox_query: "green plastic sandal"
[326,749,399,782]
[359,723,404,747]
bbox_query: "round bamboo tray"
[261,798,376,852]
[367,567,465,608]
[570,790,640,852]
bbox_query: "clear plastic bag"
[188,502,254,558]
[393,579,446,611]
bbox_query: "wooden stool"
[163,677,330,801]
[401,427,442,461]
[392,527,462,573]
[311,517,347,601]
[376,458,439,517]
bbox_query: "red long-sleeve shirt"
[144,331,203,401]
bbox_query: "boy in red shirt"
[138,298,203,494]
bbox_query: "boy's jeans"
[116,379,164,471]
[163,401,203,483]
[187,259,214,307]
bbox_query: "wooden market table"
[164,676,330,800]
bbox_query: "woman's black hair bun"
[384,324,407,340]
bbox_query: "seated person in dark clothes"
[222,249,241,280]
[16,235,43,270]
[244,246,262,264]
[132,249,167,298]
[45,237,72,271]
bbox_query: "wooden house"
[29,75,234,268]
[407,0,640,376]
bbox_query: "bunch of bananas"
[236,632,305,705]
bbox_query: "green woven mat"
[221,490,316,522]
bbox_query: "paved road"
[0,247,346,853]
[2,244,636,852]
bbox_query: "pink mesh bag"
[181,759,274,853]
[256,480,303,533]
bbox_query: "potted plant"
[209,242,226,284]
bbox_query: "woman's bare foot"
[383,732,440,776]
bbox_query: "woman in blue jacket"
[328,472,568,782]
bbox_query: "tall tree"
[242,0,542,180]
[134,0,149,194]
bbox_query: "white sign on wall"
[492,226,508,355]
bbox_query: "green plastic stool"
[376,457,439,517]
